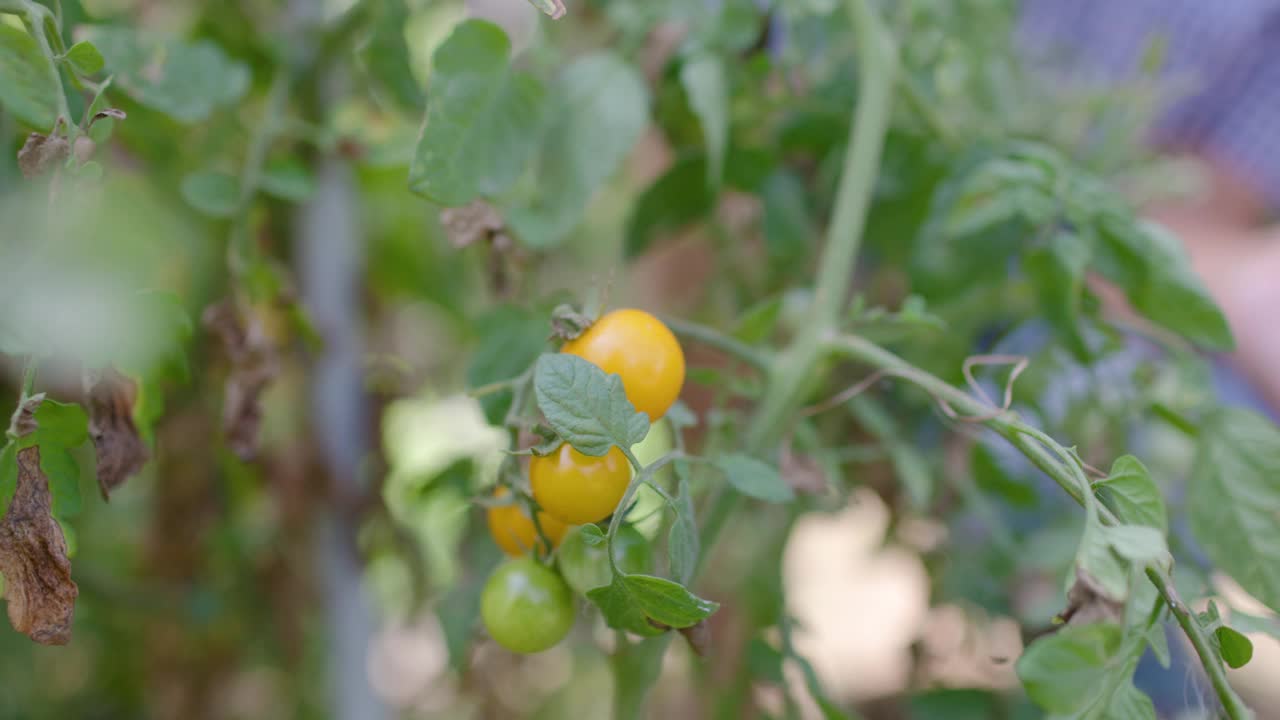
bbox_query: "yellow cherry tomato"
[531,443,631,525]
[561,308,685,421]
[487,487,568,556]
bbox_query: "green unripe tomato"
[627,419,675,539]
[557,525,653,596]
[480,558,574,653]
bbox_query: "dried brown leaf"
[17,133,69,179]
[84,368,149,500]
[440,200,504,249]
[780,447,828,496]
[0,446,79,645]
[678,620,711,657]
[1060,568,1124,627]
[203,300,279,460]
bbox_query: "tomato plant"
[531,442,631,524]
[558,523,653,595]
[480,556,575,653]
[1,0,1278,718]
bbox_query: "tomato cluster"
[479,309,684,654]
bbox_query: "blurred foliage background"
[2,0,1279,719]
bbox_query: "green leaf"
[408,20,545,206]
[587,572,718,634]
[0,22,60,128]
[24,399,90,449]
[360,0,424,112]
[1100,525,1170,569]
[971,441,1038,508]
[467,305,547,425]
[713,454,793,503]
[1075,517,1130,602]
[64,40,104,76]
[181,171,240,218]
[1215,625,1254,669]
[679,53,728,188]
[507,53,649,248]
[762,171,816,263]
[1188,408,1280,613]
[733,296,782,344]
[86,27,249,123]
[1024,230,1092,360]
[624,154,715,258]
[0,442,16,516]
[533,353,650,455]
[1017,623,1156,720]
[577,523,607,547]
[1229,611,1280,641]
[1096,218,1233,351]
[1094,456,1167,532]
[14,400,89,523]
[668,461,698,583]
[908,690,999,720]
[260,159,315,202]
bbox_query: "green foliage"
[505,53,649,248]
[86,27,249,122]
[1017,623,1156,720]
[1188,409,1280,613]
[586,572,718,634]
[533,353,650,456]
[712,454,792,503]
[408,19,545,206]
[0,20,59,128]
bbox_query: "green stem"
[662,316,770,373]
[21,1,73,139]
[18,358,36,400]
[822,331,1253,720]
[228,69,292,279]
[1146,567,1253,720]
[743,0,896,449]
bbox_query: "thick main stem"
[742,0,896,451]
[823,332,1254,720]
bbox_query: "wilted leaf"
[84,367,149,500]
[1061,567,1124,626]
[203,300,279,460]
[441,200,505,249]
[679,620,711,657]
[0,446,78,645]
[525,0,566,19]
[17,131,69,179]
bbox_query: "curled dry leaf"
[440,200,504,249]
[1059,568,1124,627]
[8,393,44,439]
[780,444,828,496]
[0,446,79,645]
[17,133,70,179]
[84,367,149,500]
[678,620,711,657]
[203,300,279,461]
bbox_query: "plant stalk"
[822,331,1254,720]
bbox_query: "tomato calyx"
[549,303,595,342]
